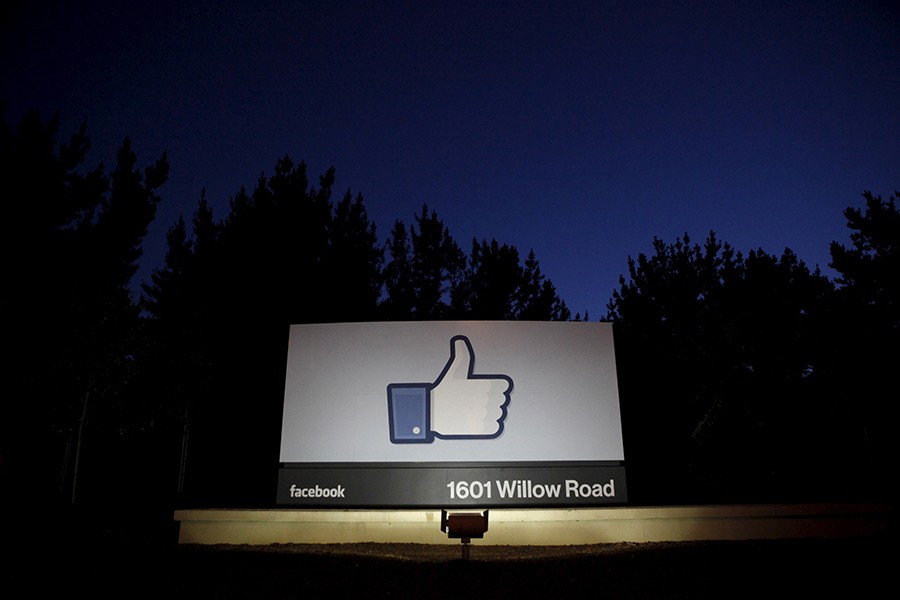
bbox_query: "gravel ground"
[13,536,892,599]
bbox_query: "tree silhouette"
[452,238,523,319]
[8,107,887,514]
[381,205,572,321]
[381,218,416,319]
[518,250,574,321]
[142,171,578,503]
[2,110,167,505]
[830,190,899,324]
[324,190,384,321]
[827,190,899,501]
[381,204,466,319]
[450,239,573,320]
[607,232,838,503]
[142,158,385,506]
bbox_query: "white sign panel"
[279,321,625,464]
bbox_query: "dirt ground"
[13,535,892,599]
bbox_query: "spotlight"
[440,509,489,559]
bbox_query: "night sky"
[3,1,898,318]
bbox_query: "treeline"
[607,220,897,503]
[0,110,573,515]
[138,156,573,508]
[1,111,896,521]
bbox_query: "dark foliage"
[140,157,384,506]
[607,204,897,504]
[2,109,894,517]
[1,109,168,510]
[380,205,572,320]
[139,161,573,506]
[825,191,900,501]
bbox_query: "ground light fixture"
[440,509,489,559]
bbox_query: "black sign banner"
[277,462,627,507]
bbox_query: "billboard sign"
[277,321,626,507]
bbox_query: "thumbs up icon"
[387,335,513,444]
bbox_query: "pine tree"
[2,110,167,504]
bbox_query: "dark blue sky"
[3,1,898,317]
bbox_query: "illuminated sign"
[277,321,626,506]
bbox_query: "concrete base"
[174,503,892,546]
